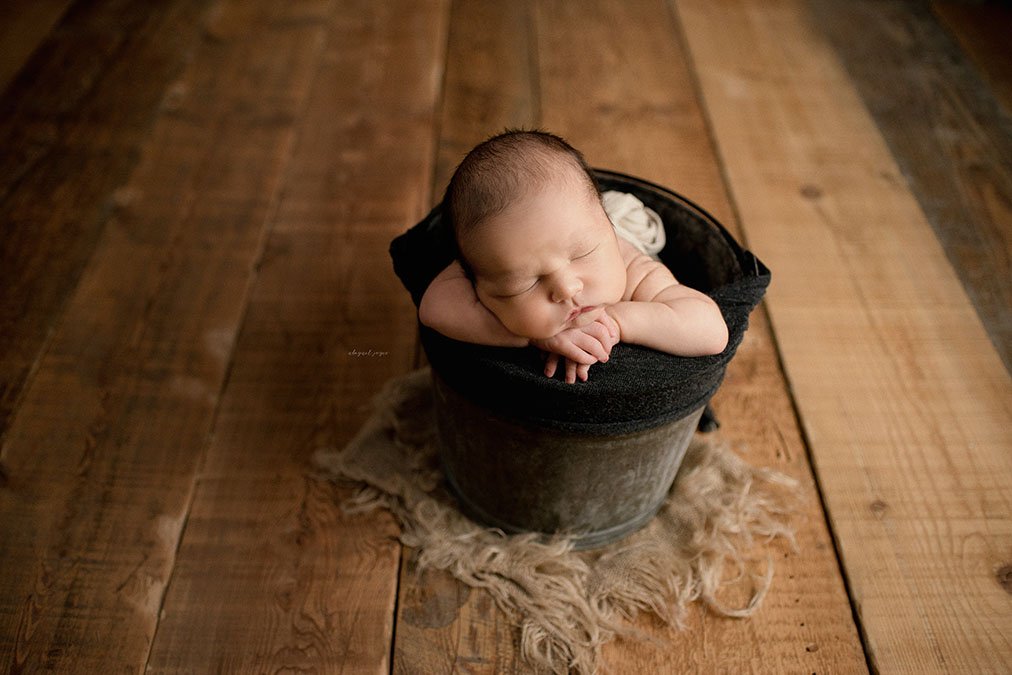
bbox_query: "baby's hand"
[533,312,620,384]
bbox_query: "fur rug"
[314,369,797,674]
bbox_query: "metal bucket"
[394,170,771,550]
[433,372,704,550]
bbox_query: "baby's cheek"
[501,303,559,340]
[480,293,540,338]
[603,265,628,303]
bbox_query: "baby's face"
[462,178,627,340]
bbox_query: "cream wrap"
[602,190,666,257]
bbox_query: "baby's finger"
[583,322,614,353]
[544,353,559,378]
[601,312,620,339]
[576,362,591,382]
[598,315,620,351]
[559,341,597,365]
[597,311,619,339]
[572,332,609,362]
[565,359,579,384]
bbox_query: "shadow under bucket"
[390,169,770,549]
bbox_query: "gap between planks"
[666,2,876,668]
[142,3,336,668]
[391,0,867,672]
[675,0,1012,671]
[143,0,449,671]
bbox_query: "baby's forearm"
[418,265,529,348]
[608,297,728,356]
[422,297,528,347]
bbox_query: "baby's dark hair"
[444,129,600,268]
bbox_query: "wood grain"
[809,0,1012,373]
[0,0,327,670]
[0,0,213,445]
[430,0,538,198]
[0,0,73,94]
[6,0,1007,670]
[537,0,866,671]
[395,0,866,672]
[393,1,537,671]
[675,0,1012,671]
[146,0,448,671]
[933,0,1012,115]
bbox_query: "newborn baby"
[419,130,728,384]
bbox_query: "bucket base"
[433,373,704,550]
[443,462,668,549]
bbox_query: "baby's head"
[445,130,599,241]
[444,130,627,340]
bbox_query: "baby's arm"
[418,261,529,347]
[607,252,728,356]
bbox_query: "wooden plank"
[396,551,528,674]
[808,0,1012,375]
[602,294,861,671]
[0,0,73,94]
[539,0,734,223]
[0,1,329,671]
[394,0,866,672]
[933,0,1012,115]
[675,0,1012,672]
[536,0,866,671]
[430,0,538,197]
[0,0,212,443]
[145,1,449,671]
[392,0,537,670]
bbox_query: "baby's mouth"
[567,305,599,323]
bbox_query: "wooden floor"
[1,0,1009,672]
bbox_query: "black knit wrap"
[389,169,770,435]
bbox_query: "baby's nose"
[551,275,583,303]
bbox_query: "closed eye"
[495,279,538,298]
[574,243,600,260]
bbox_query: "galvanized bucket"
[434,371,703,549]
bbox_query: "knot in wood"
[869,499,888,518]
[799,183,823,200]
[996,564,1012,595]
